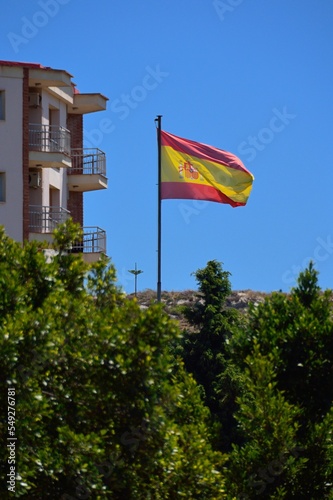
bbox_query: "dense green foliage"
[0,222,226,499]
[181,260,333,499]
[226,263,333,499]
[1,225,332,499]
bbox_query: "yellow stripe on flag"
[161,145,253,205]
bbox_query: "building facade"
[0,60,108,261]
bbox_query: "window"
[0,91,5,120]
[0,173,5,202]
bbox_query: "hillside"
[131,289,271,330]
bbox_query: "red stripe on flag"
[161,130,250,174]
[161,182,245,207]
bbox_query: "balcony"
[29,205,70,243]
[28,209,106,262]
[29,124,71,168]
[68,148,108,191]
[71,227,107,263]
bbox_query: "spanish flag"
[161,130,254,207]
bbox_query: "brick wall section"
[22,68,30,242]
[67,113,83,226]
[68,191,83,225]
[68,113,83,149]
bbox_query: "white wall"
[0,66,24,242]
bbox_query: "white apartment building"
[0,60,108,261]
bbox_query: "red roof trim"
[0,60,45,69]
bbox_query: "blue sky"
[2,0,333,295]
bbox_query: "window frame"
[0,172,6,202]
[0,90,5,120]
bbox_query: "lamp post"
[128,263,143,297]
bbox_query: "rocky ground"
[129,289,271,330]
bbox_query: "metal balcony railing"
[29,124,71,155]
[71,227,106,254]
[29,205,70,233]
[70,149,106,176]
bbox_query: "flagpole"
[156,114,162,302]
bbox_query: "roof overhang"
[69,93,108,114]
[29,68,73,88]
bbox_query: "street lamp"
[128,263,143,297]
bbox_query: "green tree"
[225,345,306,499]
[178,260,242,451]
[227,263,333,498]
[0,223,226,499]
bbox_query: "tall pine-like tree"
[179,260,242,451]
